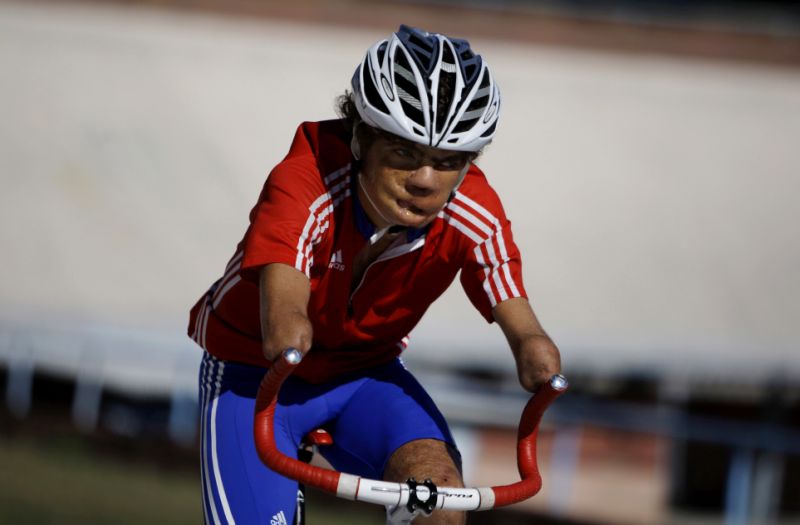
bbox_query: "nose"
[405,165,437,197]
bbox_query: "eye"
[435,157,466,171]
[394,148,413,158]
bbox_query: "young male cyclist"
[189,25,561,525]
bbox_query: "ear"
[351,134,361,160]
[351,121,364,160]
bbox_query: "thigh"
[199,353,305,525]
[321,359,461,481]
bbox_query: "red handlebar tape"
[490,384,562,506]
[253,356,341,494]
[254,352,567,508]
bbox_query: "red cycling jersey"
[188,120,527,383]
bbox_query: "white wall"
[1,2,798,381]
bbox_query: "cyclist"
[189,25,561,525]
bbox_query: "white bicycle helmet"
[352,25,500,153]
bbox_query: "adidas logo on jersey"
[270,510,288,525]
[328,249,345,271]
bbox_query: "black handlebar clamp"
[405,478,439,516]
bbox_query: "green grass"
[0,433,380,525]
[0,435,201,525]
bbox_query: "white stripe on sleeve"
[473,244,498,307]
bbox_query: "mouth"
[397,199,424,216]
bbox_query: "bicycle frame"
[254,349,568,524]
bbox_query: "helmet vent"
[408,33,434,54]
[466,94,489,113]
[435,44,458,134]
[376,42,387,63]
[400,98,425,128]
[363,63,390,115]
[463,70,491,114]
[453,118,479,133]
[394,51,425,127]
[479,71,491,89]
[464,63,477,83]
[406,33,437,74]
[452,39,481,86]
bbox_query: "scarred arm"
[493,297,561,393]
[259,263,313,361]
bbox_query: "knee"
[384,439,464,488]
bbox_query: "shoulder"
[286,119,352,170]
[439,165,508,244]
[456,164,503,207]
[266,119,354,198]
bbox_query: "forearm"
[511,332,561,392]
[493,297,561,392]
[259,263,313,361]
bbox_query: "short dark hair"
[336,90,359,133]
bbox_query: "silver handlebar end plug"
[283,348,303,365]
[550,374,569,391]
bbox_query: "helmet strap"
[357,172,395,232]
[448,163,471,202]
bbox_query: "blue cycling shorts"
[198,352,458,525]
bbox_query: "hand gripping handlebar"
[254,349,568,512]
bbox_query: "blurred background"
[1,0,799,523]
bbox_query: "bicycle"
[254,349,568,524]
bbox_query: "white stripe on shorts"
[200,354,221,525]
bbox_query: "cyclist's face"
[358,131,473,230]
